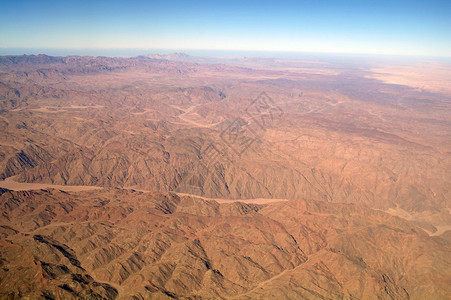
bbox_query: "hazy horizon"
[1,48,451,64]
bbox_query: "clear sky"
[0,0,450,57]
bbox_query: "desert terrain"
[0,53,450,299]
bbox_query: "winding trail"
[0,176,289,205]
[174,192,289,204]
[0,176,102,192]
[169,104,220,128]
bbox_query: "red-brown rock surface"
[0,188,449,299]
[0,54,450,298]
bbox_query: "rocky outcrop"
[0,189,449,299]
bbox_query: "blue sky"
[0,0,450,57]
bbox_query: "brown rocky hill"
[0,54,449,227]
[0,54,450,298]
[0,187,449,299]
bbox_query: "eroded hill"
[0,54,450,298]
[0,188,449,299]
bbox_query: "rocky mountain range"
[0,53,450,299]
